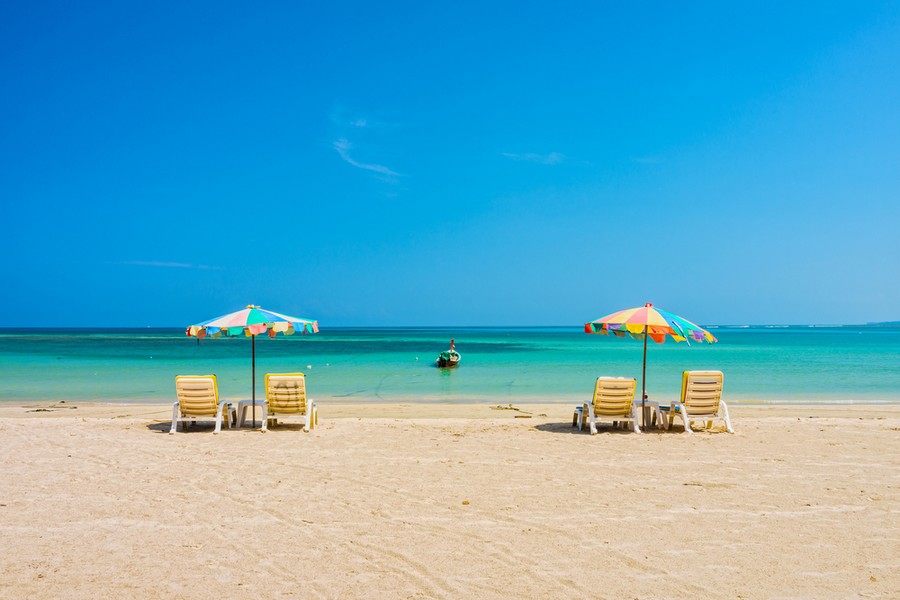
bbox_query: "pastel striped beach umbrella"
[186,305,318,427]
[585,303,716,427]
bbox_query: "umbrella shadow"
[147,421,174,433]
[533,421,593,435]
[147,418,312,434]
[260,423,311,432]
[533,421,672,436]
[146,421,237,434]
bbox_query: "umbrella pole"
[252,334,256,427]
[641,325,648,429]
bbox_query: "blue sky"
[2,2,898,327]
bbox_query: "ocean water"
[0,326,898,405]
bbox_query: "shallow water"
[0,326,898,404]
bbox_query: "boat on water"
[436,349,461,368]
[436,338,461,367]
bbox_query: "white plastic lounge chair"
[170,375,235,434]
[665,370,734,434]
[582,377,640,434]
[238,372,317,432]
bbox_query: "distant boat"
[436,349,460,368]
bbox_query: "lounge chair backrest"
[592,377,637,416]
[680,370,724,416]
[175,375,219,417]
[265,373,307,414]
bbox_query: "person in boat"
[438,339,460,366]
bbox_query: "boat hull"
[436,350,461,368]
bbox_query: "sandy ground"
[0,402,897,599]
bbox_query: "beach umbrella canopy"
[584,303,716,427]
[186,305,318,426]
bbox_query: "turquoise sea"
[0,326,898,405]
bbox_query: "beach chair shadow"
[533,421,645,435]
[147,421,174,433]
[149,419,225,434]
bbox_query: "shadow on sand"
[534,421,676,436]
[149,420,311,434]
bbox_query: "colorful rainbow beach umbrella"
[186,305,318,427]
[585,303,716,427]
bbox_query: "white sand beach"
[0,402,897,599]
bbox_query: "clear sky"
[2,2,898,327]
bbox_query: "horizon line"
[0,322,897,331]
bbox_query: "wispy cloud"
[333,138,401,177]
[118,261,223,270]
[329,104,402,182]
[502,151,566,165]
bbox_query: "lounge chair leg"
[721,402,734,433]
[587,404,598,435]
[169,402,179,434]
[260,404,269,432]
[213,402,225,434]
[681,407,693,434]
[632,406,641,434]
